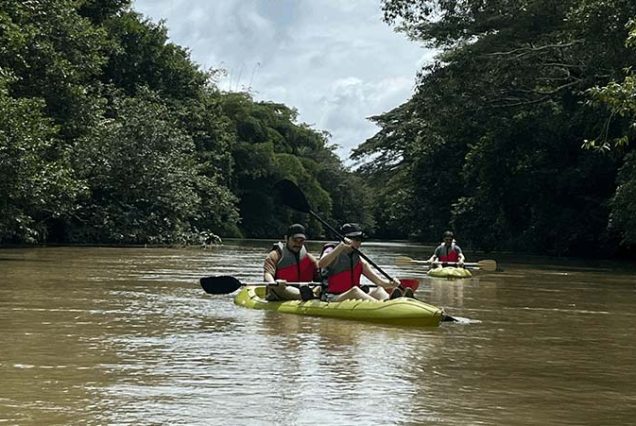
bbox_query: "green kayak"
[234,286,443,327]
[427,267,473,278]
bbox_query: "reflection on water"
[1,244,635,425]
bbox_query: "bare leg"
[332,286,377,301]
[369,287,389,301]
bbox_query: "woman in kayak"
[427,230,466,267]
[264,223,319,301]
[318,223,409,301]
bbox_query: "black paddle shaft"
[275,179,395,283]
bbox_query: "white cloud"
[132,0,435,164]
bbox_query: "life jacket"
[437,242,460,262]
[272,242,315,282]
[320,242,363,294]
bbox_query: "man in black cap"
[427,230,465,267]
[318,223,407,301]
[263,223,319,301]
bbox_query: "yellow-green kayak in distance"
[234,286,443,327]
[427,267,473,278]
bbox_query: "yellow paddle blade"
[477,259,497,271]
[395,256,416,266]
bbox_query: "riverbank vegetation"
[355,0,636,257]
[0,0,371,245]
[0,1,634,257]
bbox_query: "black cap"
[340,223,363,238]
[287,224,306,239]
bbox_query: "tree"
[0,0,112,140]
[70,89,237,244]
[220,92,365,238]
[0,0,374,245]
[352,0,636,255]
[585,20,636,246]
[0,73,81,243]
[101,11,208,100]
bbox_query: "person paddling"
[318,223,411,301]
[264,224,319,301]
[428,230,466,267]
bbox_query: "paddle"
[200,275,322,295]
[395,256,497,272]
[275,179,457,322]
[200,275,421,295]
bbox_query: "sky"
[132,0,434,164]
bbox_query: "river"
[1,241,635,425]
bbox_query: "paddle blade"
[399,277,421,291]
[200,275,242,294]
[395,256,415,266]
[275,179,311,213]
[477,260,497,272]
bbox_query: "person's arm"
[306,252,319,272]
[306,252,319,269]
[456,246,465,265]
[263,250,280,283]
[361,260,399,288]
[318,241,351,268]
[428,246,441,263]
[306,252,321,281]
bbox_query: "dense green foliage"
[2,0,635,257]
[588,21,636,247]
[352,0,636,256]
[0,73,81,243]
[0,0,372,245]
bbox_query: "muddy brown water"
[1,241,635,425]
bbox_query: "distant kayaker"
[428,231,465,267]
[319,223,410,301]
[264,223,319,301]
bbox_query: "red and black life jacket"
[272,242,315,282]
[320,242,363,294]
[437,242,460,262]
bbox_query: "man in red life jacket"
[318,223,406,302]
[264,223,319,301]
[427,230,466,267]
